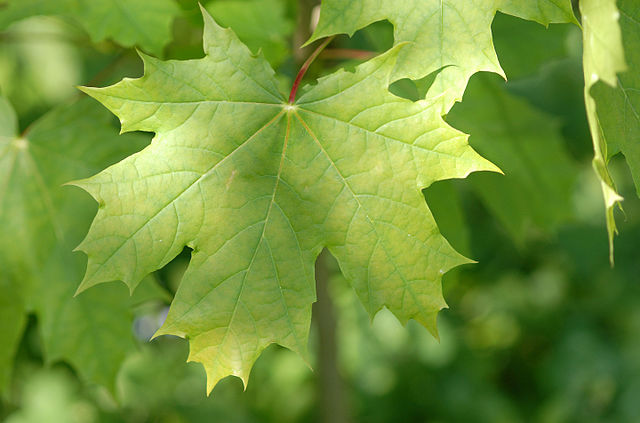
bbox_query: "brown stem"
[314,251,350,423]
[288,36,334,103]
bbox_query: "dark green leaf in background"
[206,0,293,67]
[0,96,162,393]
[0,0,180,55]
[448,75,578,243]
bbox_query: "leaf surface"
[309,0,576,110]
[77,9,498,392]
[0,0,179,55]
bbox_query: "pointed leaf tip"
[77,85,97,98]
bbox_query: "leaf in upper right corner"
[589,1,640,195]
[580,0,632,257]
[309,0,576,111]
[447,74,578,244]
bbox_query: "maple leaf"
[0,0,179,55]
[0,97,162,392]
[76,8,499,392]
[580,0,640,263]
[309,0,577,111]
[582,0,639,259]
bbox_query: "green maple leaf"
[448,74,577,243]
[580,0,629,260]
[308,0,577,111]
[76,9,498,392]
[0,97,162,392]
[0,0,179,55]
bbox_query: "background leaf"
[206,0,293,67]
[0,0,180,55]
[0,97,162,392]
[448,74,578,243]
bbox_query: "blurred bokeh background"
[1,0,639,422]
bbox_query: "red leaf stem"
[289,36,335,104]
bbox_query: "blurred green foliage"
[0,1,639,422]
